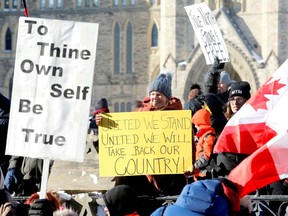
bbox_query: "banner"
[6,17,99,162]
[185,2,230,64]
[99,110,193,177]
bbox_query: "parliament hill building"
[1,0,288,112]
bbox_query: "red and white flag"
[214,66,288,154]
[216,59,288,197]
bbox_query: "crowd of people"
[0,57,286,216]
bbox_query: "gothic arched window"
[126,22,133,74]
[114,22,121,74]
[151,23,158,47]
[5,28,12,51]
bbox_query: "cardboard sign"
[99,110,193,177]
[5,17,99,162]
[185,2,230,64]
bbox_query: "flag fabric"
[222,59,288,197]
[229,133,288,197]
[214,63,288,154]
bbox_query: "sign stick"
[39,158,50,199]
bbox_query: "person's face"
[229,96,246,113]
[218,83,228,93]
[188,89,200,100]
[150,91,169,109]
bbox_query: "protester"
[0,167,23,216]
[184,83,204,116]
[204,58,230,104]
[192,109,216,180]
[133,71,187,196]
[215,81,252,177]
[95,71,187,215]
[225,81,251,120]
[151,178,242,216]
[96,71,187,197]
[0,93,11,176]
[204,93,227,136]
[96,185,139,216]
[25,191,61,216]
[218,71,232,102]
[88,98,109,153]
[4,156,53,196]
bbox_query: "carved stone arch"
[182,49,207,102]
[225,39,259,93]
[182,41,259,102]
[1,23,9,51]
[150,64,160,82]
[12,23,18,51]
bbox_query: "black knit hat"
[96,185,138,216]
[94,98,108,110]
[229,81,251,100]
[149,73,172,99]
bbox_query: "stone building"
[0,0,287,111]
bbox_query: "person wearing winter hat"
[91,98,110,127]
[96,185,139,216]
[147,72,173,110]
[90,98,110,153]
[191,109,216,180]
[151,178,241,216]
[132,71,186,197]
[110,71,186,216]
[184,83,204,116]
[225,81,251,120]
[218,71,231,94]
[215,81,251,177]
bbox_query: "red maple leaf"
[249,78,285,111]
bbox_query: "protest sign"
[98,110,193,177]
[185,2,230,64]
[5,17,99,162]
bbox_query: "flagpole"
[22,0,29,17]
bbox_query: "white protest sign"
[6,17,99,162]
[185,2,230,64]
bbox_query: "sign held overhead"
[185,2,230,64]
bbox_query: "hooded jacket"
[151,178,240,216]
[192,109,216,177]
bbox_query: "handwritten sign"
[5,17,99,162]
[99,110,193,177]
[185,2,230,64]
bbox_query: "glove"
[194,155,209,169]
[4,169,21,194]
[211,57,225,72]
[28,199,54,216]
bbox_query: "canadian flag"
[213,77,286,154]
[216,59,288,197]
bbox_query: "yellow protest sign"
[99,110,192,177]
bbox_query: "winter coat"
[183,97,203,116]
[192,109,216,178]
[151,178,240,216]
[204,93,227,136]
